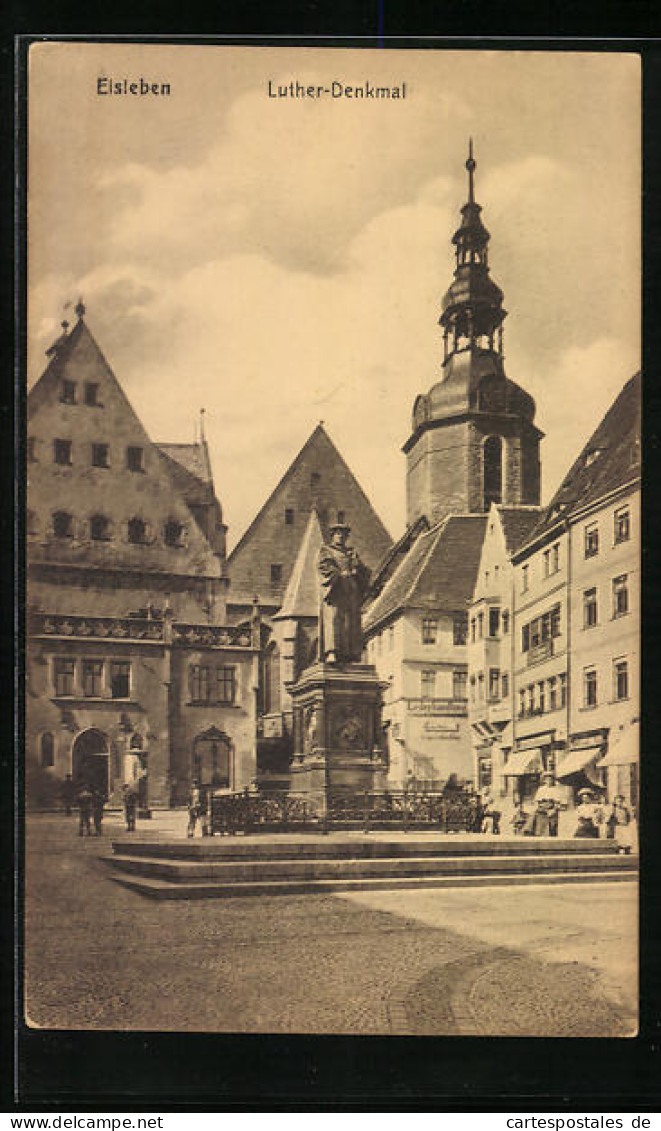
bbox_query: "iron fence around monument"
[206,788,481,835]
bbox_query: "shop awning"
[556,745,602,780]
[598,725,639,767]
[503,747,543,776]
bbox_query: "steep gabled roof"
[363,513,488,633]
[498,506,544,554]
[156,442,218,510]
[274,509,324,620]
[516,372,641,554]
[369,514,430,597]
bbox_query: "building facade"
[26,306,259,808]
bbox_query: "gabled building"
[508,371,641,817]
[364,514,487,788]
[467,504,542,795]
[26,304,259,808]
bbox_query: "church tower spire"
[404,143,543,528]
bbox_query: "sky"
[28,45,640,546]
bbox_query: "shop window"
[614,659,629,702]
[110,662,131,700]
[92,443,109,468]
[585,523,599,558]
[583,588,598,628]
[612,575,629,618]
[82,660,104,698]
[614,506,630,544]
[54,439,72,465]
[40,732,55,768]
[54,658,75,697]
[421,617,438,644]
[53,511,73,538]
[583,667,597,708]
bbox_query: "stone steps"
[106,866,637,900]
[105,836,636,899]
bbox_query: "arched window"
[53,511,73,538]
[128,517,147,544]
[483,436,503,510]
[90,514,112,541]
[40,732,55,768]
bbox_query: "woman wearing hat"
[605,794,636,854]
[573,788,604,838]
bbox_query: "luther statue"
[317,521,371,663]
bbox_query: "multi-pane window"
[453,613,468,646]
[92,443,109,468]
[501,673,509,699]
[612,575,629,618]
[538,681,545,714]
[54,658,75,696]
[583,667,597,708]
[614,506,630,544]
[126,446,144,472]
[84,382,100,406]
[82,660,104,698]
[552,543,560,573]
[284,508,294,525]
[453,670,467,699]
[189,665,236,705]
[488,608,500,637]
[585,523,599,558]
[128,517,147,544]
[521,564,529,593]
[214,666,236,705]
[270,563,283,585]
[559,672,568,707]
[60,380,76,404]
[548,677,557,711]
[53,511,73,538]
[526,685,534,715]
[614,659,629,702]
[110,662,131,699]
[421,617,438,644]
[521,605,561,652]
[421,670,436,700]
[90,514,111,541]
[164,520,184,547]
[583,587,598,628]
[54,439,72,465]
[489,668,500,700]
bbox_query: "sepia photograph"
[24,42,640,1039]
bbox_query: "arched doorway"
[193,728,232,789]
[72,728,109,796]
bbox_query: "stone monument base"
[287,661,388,815]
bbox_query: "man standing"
[77,784,94,837]
[317,520,371,664]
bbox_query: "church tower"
[404,142,543,527]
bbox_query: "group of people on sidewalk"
[61,774,140,836]
[476,774,636,853]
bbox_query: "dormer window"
[60,380,76,405]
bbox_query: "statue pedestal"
[287,662,388,815]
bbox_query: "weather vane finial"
[466,137,476,204]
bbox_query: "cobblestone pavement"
[23,814,637,1036]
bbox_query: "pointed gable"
[27,315,222,579]
[274,510,324,621]
[227,424,392,605]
